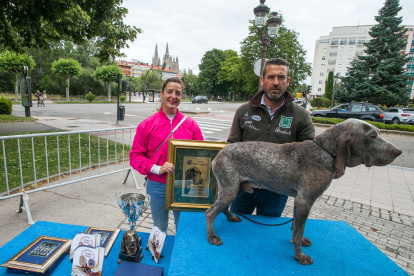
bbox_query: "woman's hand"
[160,162,175,175]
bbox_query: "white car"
[383,108,414,125]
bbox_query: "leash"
[234,212,293,226]
[313,139,336,159]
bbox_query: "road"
[12,101,414,169]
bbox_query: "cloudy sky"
[121,0,414,80]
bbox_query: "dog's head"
[121,230,140,256]
[334,119,402,176]
[185,167,203,186]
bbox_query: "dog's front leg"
[292,195,314,265]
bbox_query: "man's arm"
[227,108,243,143]
[296,110,315,142]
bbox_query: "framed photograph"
[1,236,71,274]
[84,227,120,257]
[166,139,227,211]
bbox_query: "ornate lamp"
[267,12,282,38]
[253,0,270,28]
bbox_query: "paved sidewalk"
[1,117,414,275]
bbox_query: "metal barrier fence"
[0,127,140,224]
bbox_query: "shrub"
[409,104,414,108]
[310,97,331,109]
[0,97,12,115]
[120,96,126,102]
[85,93,96,102]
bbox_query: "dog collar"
[313,139,336,159]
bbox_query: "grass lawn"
[0,115,36,122]
[0,131,130,194]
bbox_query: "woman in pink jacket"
[129,77,203,233]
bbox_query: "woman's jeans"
[146,179,180,233]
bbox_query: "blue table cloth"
[0,221,174,275]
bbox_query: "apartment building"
[311,25,414,99]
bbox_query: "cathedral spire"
[154,44,158,59]
[165,43,169,57]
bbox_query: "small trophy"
[115,191,150,263]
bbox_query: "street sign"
[296,93,301,99]
[253,58,268,77]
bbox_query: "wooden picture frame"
[1,236,71,274]
[84,227,120,257]
[166,139,227,211]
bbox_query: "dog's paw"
[228,215,242,222]
[208,234,223,246]
[302,237,312,247]
[295,253,313,265]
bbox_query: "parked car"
[310,102,384,122]
[383,107,414,125]
[192,96,208,104]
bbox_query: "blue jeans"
[230,188,288,217]
[146,179,180,233]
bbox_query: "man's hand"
[160,162,175,175]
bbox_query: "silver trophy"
[115,191,150,263]
[115,191,150,231]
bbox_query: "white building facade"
[311,25,414,99]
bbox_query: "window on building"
[320,72,324,76]
[338,55,343,60]
[337,64,342,69]
[337,72,341,76]
[349,38,356,45]
[322,56,326,60]
[321,64,325,68]
[348,55,353,60]
[348,46,354,52]
[323,48,327,53]
[357,37,366,45]
[331,39,339,46]
[340,47,345,52]
[319,80,323,84]
[356,47,364,54]
[318,88,322,91]
[340,38,348,45]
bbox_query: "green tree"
[0,51,36,101]
[1,0,141,62]
[198,49,226,96]
[51,58,82,101]
[182,72,198,98]
[93,65,122,101]
[218,50,244,101]
[239,13,312,95]
[324,71,334,104]
[340,0,409,106]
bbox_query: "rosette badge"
[115,191,151,231]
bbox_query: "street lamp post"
[253,0,281,92]
[331,73,340,108]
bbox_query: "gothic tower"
[163,43,172,70]
[152,44,161,66]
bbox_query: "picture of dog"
[184,166,203,194]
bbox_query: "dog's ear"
[335,133,351,178]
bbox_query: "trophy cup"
[115,191,150,263]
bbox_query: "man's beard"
[264,86,284,102]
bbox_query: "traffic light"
[307,85,312,94]
[302,91,306,97]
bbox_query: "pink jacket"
[129,108,204,184]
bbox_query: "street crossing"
[194,117,233,135]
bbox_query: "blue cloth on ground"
[0,221,174,276]
[168,212,408,276]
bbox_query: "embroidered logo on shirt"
[244,111,249,117]
[251,115,261,121]
[279,116,293,128]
